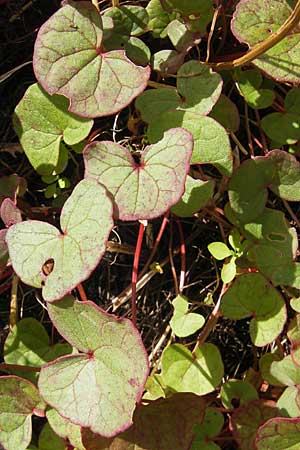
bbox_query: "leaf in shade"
[234,69,275,109]
[84,128,193,220]
[33,1,150,118]
[190,407,224,450]
[81,393,205,450]
[256,417,300,449]
[230,399,278,450]
[13,83,93,175]
[209,94,240,132]
[38,423,67,450]
[46,408,85,450]
[161,343,224,395]
[6,179,113,302]
[0,198,22,227]
[221,273,287,346]
[231,0,300,83]
[0,376,45,450]
[220,379,258,409]
[39,295,149,438]
[0,174,26,206]
[287,314,300,367]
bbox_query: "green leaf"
[288,314,300,367]
[235,69,275,109]
[221,257,237,283]
[144,374,166,400]
[243,208,298,285]
[161,343,224,395]
[13,83,93,176]
[0,376,45,450]
[221,273,287,346]
[84,128,193,220]
[146,0,174,38]
[167,19,201,53]
[220,379,258,409]
[232,0,300,83]
[4,318,72,382]
[285,88,300,114]
[262,113,300,145]
[151,49,184,74]
[290,297,300,313]
[0,174,26,206]
[81,393,205,450]
[209,94,240,132]
[256,417,300,449]
[6,179,113,302]
[191,407,224,450]
[39,295,149,438]
[208,242,232,260]
[170,295,205,337]
[33,1,150,118]
[231,399,278,450]
[171,175,214,217]
[277,386,300,418]
[38,423,66,450]
[270,355,300,386]
[259,352,284,386]
[46,409,84,450]
[104,5,148,37]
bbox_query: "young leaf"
[232,0,300,83]
[33,1,150,118]
[221,257,237,283]
[191,407,224,450]
[220,379,258,409]
[39,295,149,438]
[256,417,300,449]
[13,83,93,175]
[0,376,45,450]
[46,408,85,450]
[230,399,278,450]
[171,175,214,217]
[4,318,72,382]
[84,128,193,220]
[161,343,224,395]
[221,273,287,346]
[6,179,113,302]
[170,295,205,337]
[81,393,205,450]
[208,242,232,260]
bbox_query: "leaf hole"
[42,258,54,276]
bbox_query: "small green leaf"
[287,314,300,367]
[84,128,193,220]
[46,409,84,450]
[270,355,300,386]
[167,19,201,53]
[191,407,224,450]
[38,422,66,450]
[277,386,300,418]
[4,318,72,382]
[144,374,166,401]
[259,352,284,386]
[170,295,205,337]
[39,295,149,438]
[104,5,148,36]
[235,69,275,109]
[256,417,300,449]
[0,376,45,450]
[220,379,258,409]
[221,258,236,283]
[13,83,93,175]
[151,49,184,74]
[209,94,240,132]
[171,175,214,217]
[161,343,224,395]
[6,179,113,302]
[208,242,232,260]
[262,113,300,145]
[221,273,287,346]
[146,0,175,38]
[33,1,150,118]
[290,297,300,313]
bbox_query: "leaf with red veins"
[33,1,150,118]
[84,128,193,220]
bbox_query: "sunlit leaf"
[220,379,258,409]
[171,175,214,217]
[170,295,205,337]
[256,417,300,449]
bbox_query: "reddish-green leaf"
[33,1,150,118]
[84,128,193,220]
[6,179,113,302]
[39,295,149,438]
[256,417,300,449]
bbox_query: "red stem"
[175,218,186,293]
[168,220,179,296]
[77,283,88,301]
[131,222,145,325]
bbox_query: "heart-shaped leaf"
[4,318,72,382]
[169,295,205,337]
[39,295,149,437]
[220,379,258,409]
[13,83,93,175]
[231,0,300,83]
[84,128,193,220]
[221,273,287,346]
[230,399,278,450]
[171,175,214,217]
[161,343,224,395]
[0,376,45,450]
[81,392,205,450]
[33,1,150,118]
[256,417,300,449]
[6,178,113,302]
